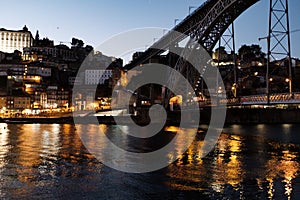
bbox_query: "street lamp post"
[266,36,270,105]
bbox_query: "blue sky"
[1,0,299,60]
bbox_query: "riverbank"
[1,107,300,124]
[225,107,300,124]
[1,117,74,124]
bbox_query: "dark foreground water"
[0,123,299,199]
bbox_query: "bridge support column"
[267,0,293,96]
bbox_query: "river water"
[0,123,299,199]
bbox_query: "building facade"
[0,25,33,53]
[85,69,113,85]
[23,45,76,62]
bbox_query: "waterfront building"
[6,90,31,109]
[46,86,58,108]
[0,25,33,53]
[12,95,31,109]
[57,89,70,108]
[0,96,6,108]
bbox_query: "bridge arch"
[126,0,260,69]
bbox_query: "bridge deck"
[190,93,300,107]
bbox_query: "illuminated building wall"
[6,95,31,109]
[23,45,76,62]
[0,25,33,53]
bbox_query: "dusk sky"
[1,0,299,62]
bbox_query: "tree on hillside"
[214,46,229,62]
[85,45,94,53]
[238,44,266,63]
[71,38,84,48]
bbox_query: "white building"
[85,69,113,85]
[0,25,33,53]
[83,51,117,85]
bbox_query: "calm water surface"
[0,123,299,199]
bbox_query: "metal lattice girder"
[266,0,292,96]
[165,39,201,105]
[268,0,292,59]
[125,0,259,70]
[196,0,259,52]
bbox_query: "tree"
[77,40,84,48]
[215,46,227,55]
[238,44,265,63]
[71,38,78,47]
[71,37,84,48]
[250,44,266,60]
[85,45,93,52]
[12,50,22,63]
[214,46,228,61]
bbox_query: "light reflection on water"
[166,124,300,199]
[0,123,299,199]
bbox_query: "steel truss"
[267,0,292,97]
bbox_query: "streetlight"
[258,29,300,102]
[232,83,237,98]
[285,78,290,83]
